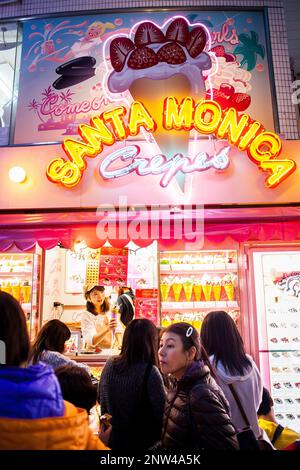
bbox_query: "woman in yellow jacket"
[0,292,108,450]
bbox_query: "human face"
[88,288,105,307]
[159,332,193,380]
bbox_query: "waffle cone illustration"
[202,284,212,301]
[160,283,171,302]
[183,282,193,302]
[11,285,21,302]
[129,76,191,191]
[172,283,183,302]
[212,284,222,302]
[193,285,202,302]
[224,282,235,301]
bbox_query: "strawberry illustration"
[128,46,158,69]
[134,21,165,47]
[211,45,225,57]
[110,37,135,72]
[229,93,251,112]
[157,42,186,64]
[186,26,207,58]
[207,84,235,109]
[165,17,189,45]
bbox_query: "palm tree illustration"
[234,31,265,71]
[41,86,57,121]
[59,89,74,105]
[28,99,46,123]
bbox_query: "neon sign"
[46,97,296,189]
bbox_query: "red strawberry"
[110,37,135,72]
[211,45,225,57]
[157,42,186,65]
[127,46,158,69]
[186,26,207,58]
[207,84,235,109]
[134,21,165,47]
[165,18,189,45]
[229,93,251,112]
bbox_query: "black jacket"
[117,291,135,326]
[161,362,239,450]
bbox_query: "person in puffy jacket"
[200,311,263,439]
[158,322,239,450]
[0,291,108,450]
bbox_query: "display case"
[159,250,240,329]
[0,252,41,340]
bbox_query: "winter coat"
[0,363,64,419]
[161,361,239,450]
[0,363,108,450]
[0,401,108,450]
[211,354,263,438]
[99,359,165,452]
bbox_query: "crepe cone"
[129,75,192,191]
[160,284,171,302]
[183,283,193,302]
[11,285,21,302]
[212,284,222,302]
[202,284,212,301]
[224,282,235,301]
[172,283,183,302]
[193,319,203,331]
[22,285,32,303]
[193,285,202,302]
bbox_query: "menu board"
[135,289,159,325]
[99,247,128,287]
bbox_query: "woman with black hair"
[98,318,165,452]
[30,319,89,372]
[81,284,117,350]
[158,322,238,450]
[200,310,263,439]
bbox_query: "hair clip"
[186,326,193,338]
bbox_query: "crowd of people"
[0,288,299,452]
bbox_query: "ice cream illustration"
[160,277,171,302]
[193,279,202,302]
[183,278,194,302]
[172,276,183,302]
[222,273,235,301]
[201,274,212,301]
[104,16,213,191]
[212,276,222,302]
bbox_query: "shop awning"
[0,206,300,251]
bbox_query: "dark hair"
[86,287,110,315]
[163,322,217,380]
[114,319,159,372]
[257,388,274,416]
[118,286,133,296]
[0,292,30,366]
[200,311,251,376]
[55,364,97,413]
[30,319,71,364]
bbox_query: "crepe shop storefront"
[1,9,300,431]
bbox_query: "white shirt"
[81,309,123,349]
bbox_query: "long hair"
[114,319,159,372]
[0,292,30,366]
[30,319,71,364]
[163,322,217,380]
[85,286,110,315]
[200,311,251,376]
[55,364,97,413]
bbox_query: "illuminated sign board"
[46,96,296,189]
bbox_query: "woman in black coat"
[158,322,239,450]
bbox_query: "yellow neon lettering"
[248,131,282,163]
[62,139,98,171]
[128,101,156,136]
[216,108,250,145]
[260,159,297,188]
[46,158,82,188]
[102,106,127,140]
[78,118,115,153]
[163,96,194,131]
[237,121,262,151]
[194,100,222,135]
